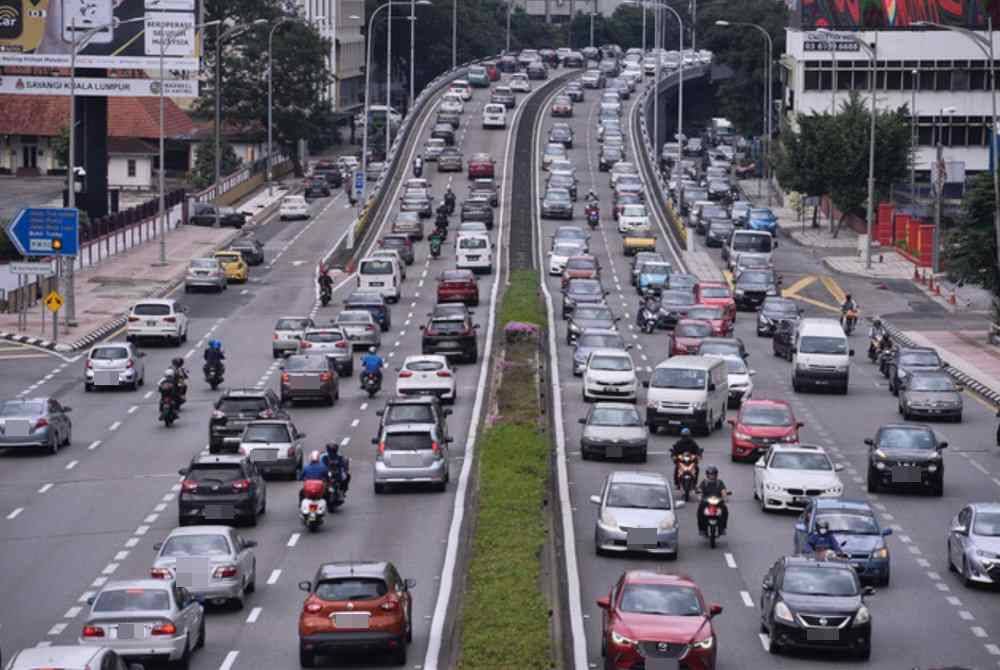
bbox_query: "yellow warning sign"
[44,291,63,313]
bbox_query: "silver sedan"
[79,579,205,665]
[0,397,72,454]
[591,471,684,559]
[579,402,648,461]
[334,310,382,350]
[151,525,258,608]
[948,502,1000,586]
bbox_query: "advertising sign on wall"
[0,73,197,95]
[0,0,203,70]
[792,0,997,30]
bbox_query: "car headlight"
[773,601,794,623]
[658,516,676,530]
[782,434,799,443]
[647,400,658,409]
[759,314,771,324]
[872,547,889,559]
[691,634,714,650]
[764,482,783,492]
[691,401,706,410]
[600,513,619,530]
[875,449,887,459]
[767,287,778,296]
[928,464,938,473]
[734,289,745,295]
[611,630,637,647]
[853,605,871,625]
[568,322,581,334]
[874,461,886,470]
[734,431,752,441]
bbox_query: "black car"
[772,319,796,360]
[756,297,802,336]
[177,453,267,526]
[898,371,964,422]
[312,160,343,187]
[734,269,781,310]
[546,172,577,200]
[421,313,479,363]
[548,125,574,148]
[190,203,248,228]
[760,556,874,659]
[865,423,946,496]
[460,200,494,229]
[657,289,697,328]
[229,237,265,266]
[380,234,415,264]
[345,290,392,332]
[599,145,623,171]
[303,178,331,199]
[566,305,618,344]
[376,395,453,443]
[562,278,607,319]
[209,388,287,451]
[430,123,455,145]
[705,219,735,247]
[468,178,499,207]
[707,179,733,202]
[526,62,548,80]
[498,55,518,72]
[563,52,584,68]
[887,346,944,395]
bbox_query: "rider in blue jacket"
[805,520,843,557]
[360,346,384,384]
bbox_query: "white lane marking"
[740,591,754,607]
[972,626,988,638]
[959,611,975,620]
[114,551,129,561]
[144,390,154,399]
[993,478,1000,487]
[340,437,350,447]
[287,533,301,548]
[947,596,963,606]
[78,591,94,603]
[90,576,108,588]
[970,459,989,475]
[360,403,368,411]
[101,563,118,575]
[758,633,769,651]
[350,419,360,428]
[724,552,737,569]
[240,289,250,295]
[219,651,240,670]
[984,643,1000,655]
[36,641,53,647]
[154,503,166,512]
[128,405,138,414]
[135,525,150,535]
[47,623,67,636]
[88,440,101,450]
[909,545,923,555]
[144,513,158,523]
[6,507,23,520]
[927,571,941,581]
[108,421,121,432]
[916,558,931,568]
[267,569,282,585]
[246,607,262,623]
[162,493,174,501]
[65,460,78,470]
[935,582,950,591]
[899,534,911,543]
[125,537,139,548]
[37,483,53,494]
[63,606,81,619]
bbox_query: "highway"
[0,66,558,670]
[537,74,1000,668]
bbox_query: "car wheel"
[954,412,963,423]
[374,482,386,494]
[879,569,890,587]
[866,472,879,494]
[48,434,59,455]
[196,616,206,648]
[947,542,957,572]
[391,644,407,666]
[962,557,974,587]
[245,509,258,528]
[932,482,944,497]
[174,635,191,669]
[61,427,72,447]
[128,379,138,391]
[856,643,871,661]
[767,629,783,655]
[299,647,316,668]
[85,383,93,392]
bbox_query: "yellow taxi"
[213,250,249,283]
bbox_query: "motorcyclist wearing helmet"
[299,450,332,503]
[203,339,225,374]
[805,520,843,558]
[321,442,351,492]
[696,466,731,535]
[318,268,333,292]
[360,346,384,384]
[868,317,883,340]
[443,187,456,212]
[670,427,704,488]
[158,368,181,406]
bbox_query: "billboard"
[0,73,198,95]
[0,0,203,70]
[791,0,998,30]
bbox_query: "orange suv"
[298,561,415,666]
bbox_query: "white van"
[724,230,775,270]
[792,318,853,394]
[357,256,401,302]
[643,356,728,435]
[482,103,507,129]
[456,233,493,274]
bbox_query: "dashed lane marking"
[246,607,262,623]
[267,569,282,585]
[740,591,754,607]
[6,507,23,520]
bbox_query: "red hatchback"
[467,153,495,179]
[436,269,479,306]
[671,319,715,356]
[684,305,733,337]
[484,61,500,81]
[695,282,737,322]
[728,398,803,462]
[599,571,721,670]
[561,255,600,288]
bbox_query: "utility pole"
[909,69,918,203]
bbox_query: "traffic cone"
[913,266,920,281]
[949,291,957,306]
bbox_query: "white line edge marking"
[724,552,737,569]
[219,650,240,670]
[266,569,282,585]
[740,591,754,607]
[6,507,23,520]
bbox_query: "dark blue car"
[793,498,892,586]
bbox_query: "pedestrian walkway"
[822,251,914,279]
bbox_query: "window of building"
[952,69,970,91]
[127,159,137,177]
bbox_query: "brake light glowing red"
[34,418,48,429]
[399,371,413,378]
[126,359,134,369]
[381,598,400,611]
[436,371,451,377]
[127,316,140,322]
[335,340,348,348]
[259,409,274,418]
[431,441,441,454]
[181,480,198,492]
[319,372,333,382]
[299,341,312,349]
[151,622,176,636]
[164,317,176,323]
[150,567,171,579]
[305,602,322,613]
[82,625,104,637]
[86,359,93,369]
[232,479,251,492]
[281,373,289,383]
[378,442,386,455]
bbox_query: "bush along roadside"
[458,269,555,669]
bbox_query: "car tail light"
[378,442,386,456]
[259,409,274,419]
[238,446,247,455]
[399,371,413,378]
[309,503,319,512]
[34,418,48,430]
[424,326,438,336]
[287,446,297,457]
[335,340,348,349]
[273,333,279,340]
[126,359,134,369]
[232,479,251,492]
[305,601,322,614]
[281,373,290,384]
[181,480,199,492]
[431,441,441,455]
[151,622,177,636]
[86,359,93,369]
[150,567,172,579]
[366,325,376,332]
[300,341,312,349]
[381,597,401,611]
[213,565,238,579]
[82,625,104,638]
[319,372,333,382]
[436,371,451,378]
[164,317,176,323]
[127,316,140,322]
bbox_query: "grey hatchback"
[0,397,72,454]
[373,423,452,493]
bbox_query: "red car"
[728,398,803,462]
[598,571,721,670]
[467,153,495,179]
[561,255,600,288]
[484,61,500,81]
[436,269,479,306]
[695,282,737,322]
[670,319,714,356]
[685,305,733,337]
[551,96,573,117]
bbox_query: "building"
[515,0,626,21]
[297,0,366,111]
[781,1,999,179]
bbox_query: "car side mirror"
[177,468,188,476]
[243,539,258,548]
[863,438,874,446]
[474,324,481,329]
[749,370,757,376]
[707,383,716,391]
[709,603,723,617]
[596,596,610,609]
[796,422,805,428]
[862,586,875,597]
[951,524,968,535]
[761,577,773,591]
[849,349,855,357]
[882,528,893,536]
[87,596,96,605]
[642,381,650,388]
[446,437,455,443]
[578,418,587,424]
[939,441,948,449]
[589,495,601,505]
[298,581,312,592]
[153,542,163,551]
[674,499,686,509]
[372,437,379,445]
[754,458,765,468]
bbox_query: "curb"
[881,319,1000,406]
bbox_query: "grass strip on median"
[458,269,554,669]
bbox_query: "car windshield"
[900,352,941,367]
[275,318,310,331]
[909,375,956,391]
[305,331,344,343]
[741,406,793,427]
[676,322,713,338]
[360,260,393,275]
[764,300,798,315]
[669,275,697,289]
[0,400,44,416]
[974,511,1000,536]
[406,358,445,372]
[590,355,632,371]
[93,589,170,612]
[546,190,571,203]
[575,307,612,321]
[191,259,217,269]
[133,304,171,316]
[687,307,723,321]
[739,271,773,285]
[619,585,702,616]
[578,335,625,349]
[571,281,602,295]
[607,483,671,510]
[243,424,292,443]
[384,405,435,425]
[770,452,832,470]
[877,427,936,450]
[650,368,706,390]
[589,407,642,427]
[699,286,730,299]
[91,347,129,360]
[661,292,695,306]
[160,534,231,557]
[216,254,241,264]
[817,512,879,534]
[189,465,242,483]
[782,567,858,596]
[315,578,388,602]
[218,398,266,414]
[709,222,734,233]
[722,357,748,374]
[283,356,326,372]
[698,342,740,357]
[459,237,488,250]
[385,431,434,451]
[622,206,646,217]
[642,263,670,274]
[545,145,566,157]
[702,206,728,218]
[732,234,772,252]
[566,259,594,271]
[799,336,847,355]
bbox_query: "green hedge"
[499,269,545,326]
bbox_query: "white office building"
[781,27,1000,178]
[297,0,366,111]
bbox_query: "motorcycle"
[429,237,443,259]
[878,346,895,377]
[159,395,178,427]
[841,309,859,335]
[636,297,668,333]
[299,479,328,532]
[700,495,726,549]
[204,362,224,391]
[320,283,332,307]
[361,371,382,398]
[585,204,600,229]
[443,193,456,215]
[434,210,450,231]
[675,452,700,502]
[867,332,881,363]
[413,157,423,178]
[433,225,448,242]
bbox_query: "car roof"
[166,524,233,537]
[622,571,697,588]
[590,401,637,411]
[769,443,826,454]
[8,645,106,666]
[383,422,438,434]
[102,578,174,592]
[655,355,723,371]
[609,470,668,486]
[191,453,246,465]
[317,561,390,580]
[133,298,174,306]
[221,388,270,397]
[742,398,792,409]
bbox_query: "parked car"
[189,203,247,228]
[0,396,72,454]
[85,342,146,391]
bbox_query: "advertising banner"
[0,0,202,71]
[0,73,197,95]
[792,0,996,30]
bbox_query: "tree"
[189,140,243,189]
[53,127,70,168]
[943,173,1000,301]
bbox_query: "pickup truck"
[623,233,657,256]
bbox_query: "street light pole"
[641,1,647,52]
[910,69,918,202]
[409,0,416,112]
[452,0,457,69]
[933,106,956,275]
[387,1,393,155]
[590,9,595,49]
[506,1,512,52]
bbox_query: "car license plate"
[116,623,135,640]
[203,505,235,519]
[333,612,370,629]
[891,467,922,483]
[438,341,459,348]
[668,420,681,425]
[792,497,809,507]
[806,628,839,641]
[644,660,680,670]
[146,320,158,326]
[626,527,656,547]
[370,282,384,287]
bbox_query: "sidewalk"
[0,184,289,352]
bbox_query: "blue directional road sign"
[5,208,80,257]
[354,171,365,193]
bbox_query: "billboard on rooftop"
[790,0,996,30]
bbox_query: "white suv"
[126,299,189,346]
